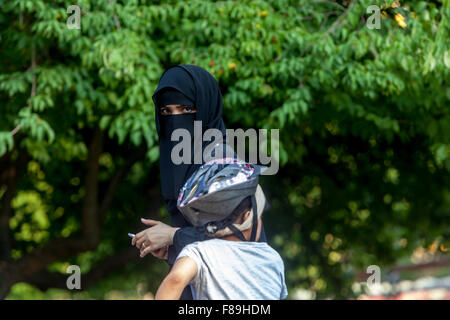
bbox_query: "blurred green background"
[0,0,449,299]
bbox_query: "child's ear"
[243,210,251,222]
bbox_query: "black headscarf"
[152,64,226,203]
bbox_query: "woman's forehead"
[161,104,194,108]
[154,86,195,110]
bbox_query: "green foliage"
[7,259,168,300]
[0,0,449,299]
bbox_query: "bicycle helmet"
[177,157,268,241]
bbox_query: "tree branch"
[108,0,122,30]
[82,127,103,248]
[355,257,450,282]
[98,146,147,224]
[14,235,91,279]
[313,0,346,11]
[24,247,140,291]
[326,1,353,35]
[10,45,36,137]
[0,148,28,261]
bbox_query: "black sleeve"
[173,226,207,252]
[168,226,207,265]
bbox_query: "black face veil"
[152,65,226,201]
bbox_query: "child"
[155,158,288,300]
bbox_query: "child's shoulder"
[187,239,279,257]
[182,238,241,254]
[179,239,222,259]
[182,238,218,252]
[185,238,225,250]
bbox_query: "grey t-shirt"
[176,238,288,300]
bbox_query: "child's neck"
[220,219,261,242]
[221,230,251,242]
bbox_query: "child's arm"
[155,256,198,300]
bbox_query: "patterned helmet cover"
[177,158,263,227]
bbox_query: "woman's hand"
[131,218,179,258]
[149,246,169,260]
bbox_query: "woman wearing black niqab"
[132,64,266,300]
[154,64,226,204]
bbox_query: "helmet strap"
[227,224,247,241]
[250,195,258,241]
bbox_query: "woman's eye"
[160,108,170,115]
[183,106,195,113]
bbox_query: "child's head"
[211,196,253,239]
[177,158,268,241]
[207,187,266,241]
